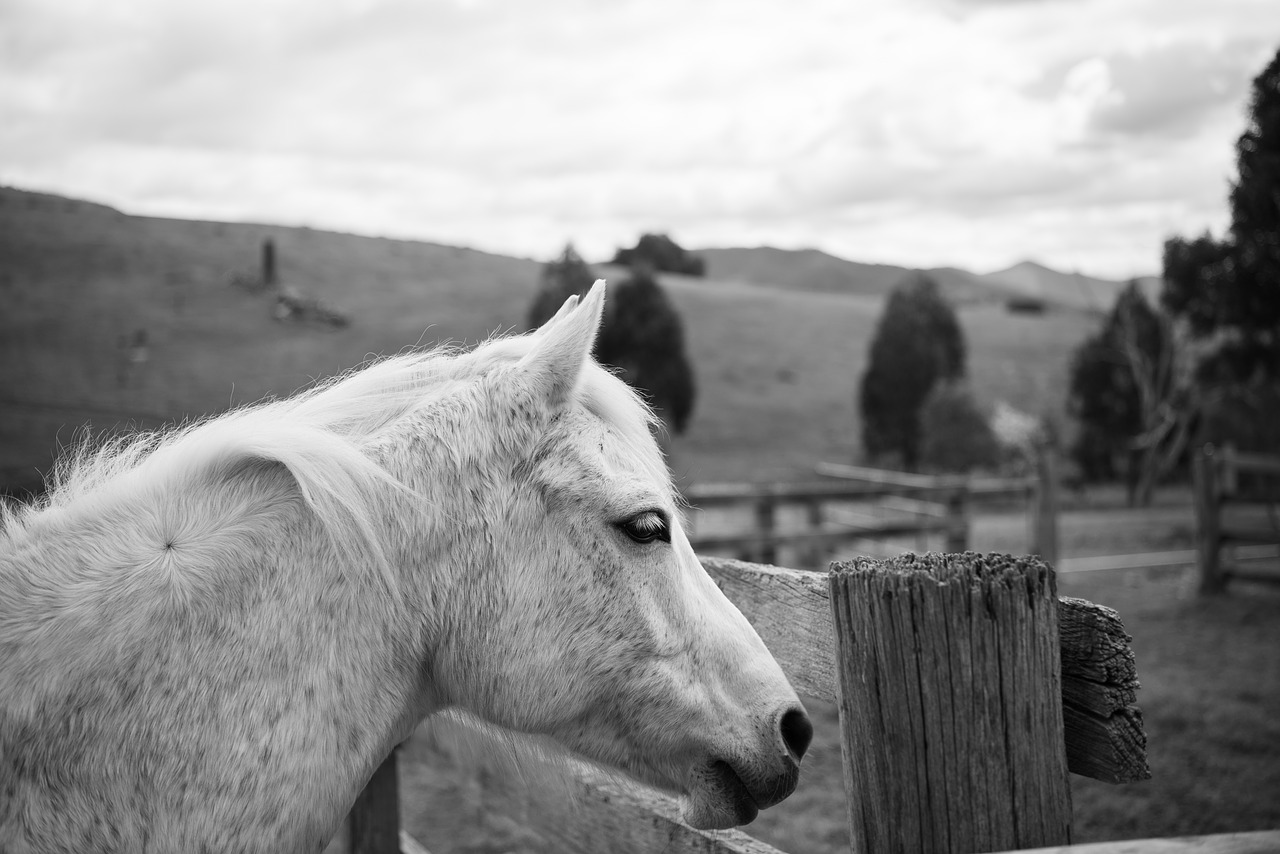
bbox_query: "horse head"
[385,281,811,829]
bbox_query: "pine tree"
[1067,282,1174,502]
[1163,47,1280,380]
[858,273,966,469]
[526,250,697,434]
[596,269,696,434]
[527,244,597,330]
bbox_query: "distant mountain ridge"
[697,246,1159,312]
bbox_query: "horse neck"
[0,468,431,852]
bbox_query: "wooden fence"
[686,451,1058,570]
[334,549,1225,854]
[1192,443,1280,593]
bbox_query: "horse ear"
[540,293,581,330]
[519,279,605,406]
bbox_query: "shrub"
[858,272,966,469]
[919,382,1002,474]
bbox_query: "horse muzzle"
[680,704,813,829]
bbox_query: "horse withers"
[0,281,811,852]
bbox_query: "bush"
[919,382,1002,474]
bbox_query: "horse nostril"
[779,707,813,761]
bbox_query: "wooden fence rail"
[1192,443,1280,593]
[687,452,1058,570]
[343,550,1175,854]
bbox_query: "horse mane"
[0,333,665,590]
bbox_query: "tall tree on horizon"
[1067,281,1177,504]
[858,272,966,470]
[527,244,597,330]
[1162,46,1280,382]
[526,248,697,435]
[595,268,697,434]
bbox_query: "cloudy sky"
[3,0,1278,279]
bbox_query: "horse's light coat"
[0,282,806,853]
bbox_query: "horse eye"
[618,512,671,545]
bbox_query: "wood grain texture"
[1004,830,1280,854]
[829,552,1072,854]
[700,556,837,702]
[1058,598,1150,783]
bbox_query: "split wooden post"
[1192,444,1225,594]
[349,748,401,854]
[803,498,824,568]
[829,552,1071,854]
[1032,444,1060,566]
[944,485,970,553]
[754,493,778,564]
[261,237,277,287]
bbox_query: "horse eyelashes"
[618,511,671,544]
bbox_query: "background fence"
[686,446,1058,570]
[1192,443,1280,593]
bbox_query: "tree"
[526,249,697,434]
[596,269,697,434]
[612,233,706,277]
[858,273,966,469]
[527,244,597,329]
[1162,47,1280,382]
[1067,282,1188,504]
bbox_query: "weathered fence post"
[349,748,401,854]
[829,552,1071,854]
[1193,444,1225,594]
[944,485,970,553]
[755,493,777,564]
[1032,444,1060,566]
[262,237,277,287]
[803,498,824,568]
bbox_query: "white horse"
[0,281,811,853]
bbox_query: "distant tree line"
[612,233,706,277]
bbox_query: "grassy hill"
[696,246,998,304]
[698,246,1152,313]
[1,185,1101,490]
[983,259,1162,313]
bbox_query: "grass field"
[1,186,1097,491]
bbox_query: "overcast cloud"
[2,0,1278,278]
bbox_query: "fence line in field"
[686,447,1058,570]
[1192,443,1280,593]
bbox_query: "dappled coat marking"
[0,282,810,853]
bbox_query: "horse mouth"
[678,760,761,829]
